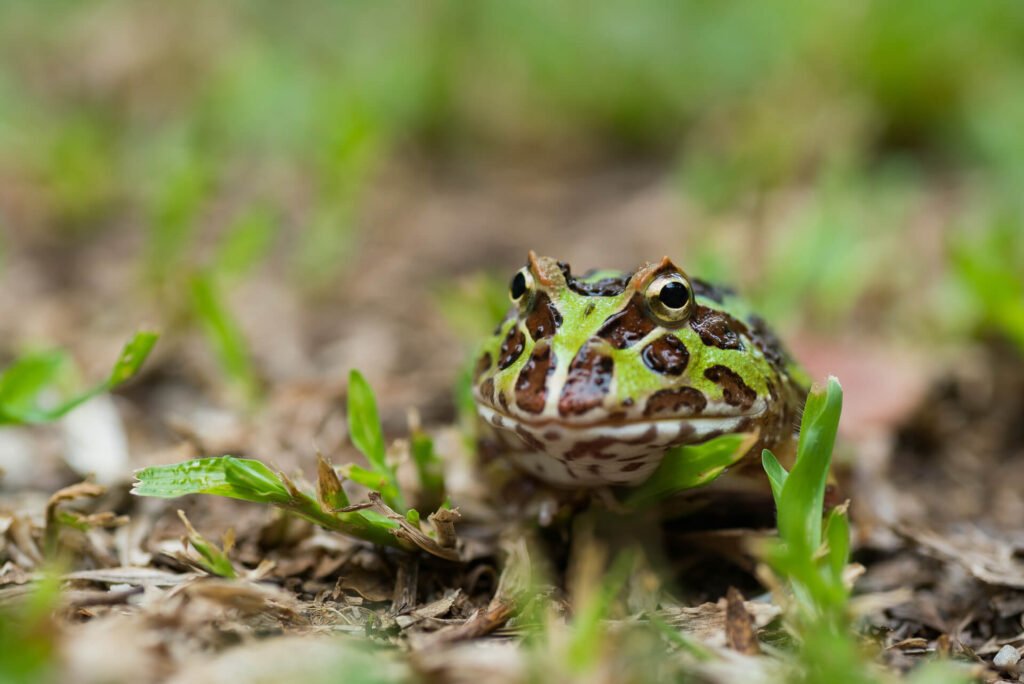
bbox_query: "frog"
[471,252,809,490]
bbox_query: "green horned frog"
[472,252,809,489]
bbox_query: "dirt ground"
[2,161,1023,683]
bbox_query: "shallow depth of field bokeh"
[2,1,1024,682]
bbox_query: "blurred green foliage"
[132,370,448,551]
[762,379,971,683]
[0,573,60,684]
[3,0,1022,229]
[0,332,157,425]
[1,0,1020,358]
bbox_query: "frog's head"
[472,252,801,487]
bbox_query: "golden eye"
[509,268,534,304]
[645,273,694,325]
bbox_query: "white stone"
[993,644,1020,669]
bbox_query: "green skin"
[472,253,809,488]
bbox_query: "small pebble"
[993,644,1020,669]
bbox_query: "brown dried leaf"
[365,492,461,561]
[898,525,1024,588]
[725,587,760,655]
[658,600,781,649]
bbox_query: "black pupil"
[510,272,527,299]
[659,281,689,309]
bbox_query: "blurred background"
[1,0,1023,491]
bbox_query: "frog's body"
[472,253,809,488]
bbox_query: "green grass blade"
[0,332,158,425]
[347,370,406,511]
[190,274,260,403]
[823,507,850,586]
[624,433,750,508]
[132,456,293,505]
[347,370,387,471]
[133,456,406,550]
[0,351,68,424]
[107,331,160,386]
[761,449,789,508]
[410,430,445,509]
[777,377,843,551]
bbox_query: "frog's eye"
[509,268,533,304]
[645,273,694,325]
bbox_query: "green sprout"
[0,331,158,426]
[623,432,752,509]
[132,370,452,559]
[177,510,237,578]
[761,378,971,684]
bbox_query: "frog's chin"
[477,404,762,487]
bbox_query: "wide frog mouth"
[476,401,767,487]
[476,399,767,451]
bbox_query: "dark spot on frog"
[558,342,615,416]
[689,306,745,350]
[622,397,634,407]
[690,278,735,304]
[515,343,555,414]
[525,292,562,341]
[543,430,561,441]
[497,325,526,369]
[479,378,495,402]
[620,461,646,473]
[558,263,633,297]
[584,301,596,317]
[704,365,757,410]
[747,314,790,370]
[514,425,545,451]
[641,335,690,375]
[564,436,617,460]
[498,390,510,411]
[643,387,707,416]
[597,294,656,349]
[474,352,492,381]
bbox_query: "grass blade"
[347,370,406,511]
[132,456,409,550]
[132,456,293,505]
[624,432,752,508]
[0,332,158,425]
[761,449,789,509]
[777,377,843,551]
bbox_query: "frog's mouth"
[476,403,765,453]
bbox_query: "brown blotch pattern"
[747,314,789,371]
[497,325,526,369]
[704,365,757,410]
[564,436,617,461]
[514,425,545,451]
[689,305,745,350]
[558,342,615,416]
[597,294,656,349]
[643,387,708,416]
[525,292,562,340]
[641,334,690,375]
[473,352,492,381]
[558,263,632,297]
[514,344,555,414]
[479,378,495,402]
[690,278,735,304]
